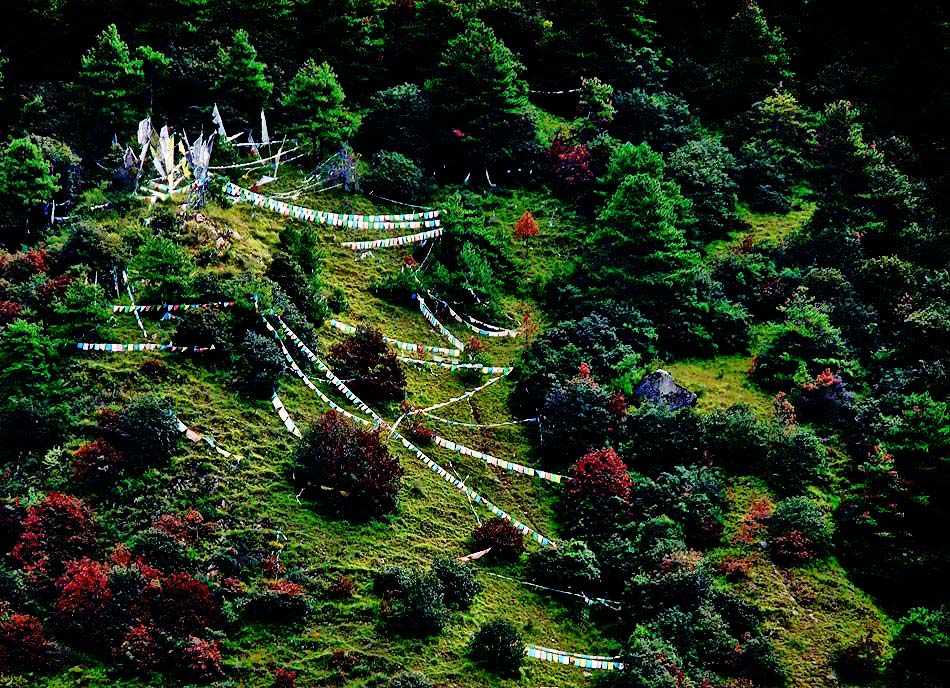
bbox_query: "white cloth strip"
[420,412,538,429]
[327,319,462,357]
[416,294,466,351]
[431,434,564,483]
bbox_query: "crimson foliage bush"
[329,325,406,403]
[295,411,404,518]
[471,517,525,562]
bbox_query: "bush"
[389,673,433,688]
[130,236,195,303]
[129,528,193,572]
[235,330,285,398]
[363,151,430,201]
[329,325,406,403]
[766,497,833,564]
[622,402,703,473]
[243,579,310,622]
[527,539,601,592]
[764,428,828,495]
[54,557,112,634]
[179,636,225,682]
[540,376,619,466]
[471,518,525,563]
[431,556,480,610]
[381,568,449,637]
[115,623,160,673]
[469,618,524,676]
[0,396,68,458]
[273,668,298,688]
[564,447,633,508]
[700,403,774,472]
[11,492,97,582]
[72,437,124,485]
[150,572,219,636]
[0,613,59,673]
[115,395,180,469]
[889,606,950,688]
[295,411,404,519]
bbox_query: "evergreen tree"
[714,2,792,116]
[73,25,144,142]
[428,20,536,170]
[0,137,59,235]
[589,171,696,305]
[215,29,273,120]
[281,59,358,153]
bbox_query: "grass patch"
[663,354,773,415]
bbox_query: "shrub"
[179,636,225,682]
[364,151,430,201]
[766,497,833,564]
[324,575,355,599]
[794,368,852,424]
[273,667,298,688]
[527,539,601,592]
[130,236,195,303]
[381,568,448,637]
[329,325,406,403]
[115,395,180,469]
[0,300,22,326]
[243,579,310,622]
[431,557,480,610]
[764,428,828,495]
[469,618,524,676]
[471,518,525,562]
[129,528,192,572]
[700,403,774,472]
[11,492,97,582]
[54,557,112,633]
[540,376,619,465]
[0,613,58,673]
[150,572,219,636]
[889,606,950,688]
[115,624,159,673]
[564,447,633,507]
[173,308,229,351]
[0,396,68,457]
[72,437,123,484]
[389,673,433,688]
[295,411,404,518]
[622,402,703,473]
[513,211,539,241]
[235,330,286,398]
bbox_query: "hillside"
[2,3,949,688]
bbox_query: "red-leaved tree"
[0,614,57,672]
[148,572,219,637]
[513,211,539,241]
[548,136,594,199]
[72,438,124,484]
[564,448,633,509]
[12,492,97,583]
[295,411,404,519]
[329,325,406,403]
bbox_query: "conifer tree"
[428,20,535,168]
[0,137,59,235]
[73,25,144,141]
[215,29,273,119]
[281,59,359,153]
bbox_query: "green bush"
[235,330,285,398]
[431,556,480,610]
[130,236,195,303]
[381,568,449,637]
[469,618,524,676]
[115,395,180,469]
[388,673,433,688]
[527,539,601,592]
[767,497,833,564]
[363,151,429,202]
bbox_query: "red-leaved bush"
[329,325,406,403]
[325,575,356,599]
[148,572,219,636]
[0,300,22,326]
[296,411,404,518]
[564,447,633,508]
[548,136,594,199]
[55,558,112,630]
[0,614,57,672]
[273,667,298,688]
[768,530,816,565]
[736,497,774,545]
[72,438,124,484]
[11,492,97,582]
[471,517,525,562]
[181,636,224,681]
[115,623,160,672]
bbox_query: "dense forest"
[1,1,949,686]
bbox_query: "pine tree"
[0,137,59,235]
[73,25,144,142]
[281,59,359,153]
[428,20,536,169]
[215,29,273,119]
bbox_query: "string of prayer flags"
[121,269,148,338]
[173,415,243,461]
[223,181,442,229]
[396,374,507,427]
[328,319,462,357]
[112,301,236,313]
[397,356,512,375]
[427,292,520,338]
[388,428,555,547]
[431,434,563,483]
[524,646,624,671]
[420,412,538,429]
[479,570,620,609]
[271,392,302,438]
[341,228,444,250]
[75,342,216,352]
[414,294,466,351]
